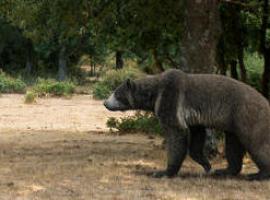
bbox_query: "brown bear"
[104,69,270,180]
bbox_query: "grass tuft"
[32,78,76,97]
[0,72,26,93]
[24,91,37,104]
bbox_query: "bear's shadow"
[134,168,249,181]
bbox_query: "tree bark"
[58,47,68,81]
[180,0,220,73]
[180,0,221,158]
[116,50,123,69]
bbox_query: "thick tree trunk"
[180,0,221,158]
[115,50,123,69]
[58,47,68,81]
[180,0,220,73]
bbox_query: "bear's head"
[104,79,136,111]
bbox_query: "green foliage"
[0,0,267,92]
[24,91,37,104]
[32,78,75,97]
[0,72,26,93]
[0,17,30,73]
[106,112,162,135]
[92,82,111,100]
[245,52,264,90]
[93,66,144,99]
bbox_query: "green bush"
[24,91,37,104]
[245,52,263,91]
[106,112,162,135]
[92,82,112,100]
[32,78,76,97]
[0,72,26,93]
[93,67,144,99]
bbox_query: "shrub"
[93,67,144,99]
[106,112,162,135]
[32,78,76,97]
[24,91,37,104]
[245,52,263,91]
[92,82,112,100]
[0,72,26,93]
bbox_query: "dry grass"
[0,94,134,132]
[0,131,269,200]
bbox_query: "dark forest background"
[0,0,269,96]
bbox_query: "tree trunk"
[151,48,164,73]
[180,0,220,73]
[219,53,227,76]
[58,47,68,81]
[116,50,123,69]
[25,59,33,76]
[24,39,34,76]
[216,36,227,75]
[90,60,96,77]
[230,60,239,80]
[237,47,247,82]
[180,0,221,158]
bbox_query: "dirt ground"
[0,94,269,200]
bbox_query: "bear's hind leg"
[214,132,245,176]
[247,144,270,180]
[189,125,211,173]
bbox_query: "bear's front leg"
[152,126,188,178]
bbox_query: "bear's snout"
[103,98,118,111]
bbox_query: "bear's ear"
[126,79,135,91]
